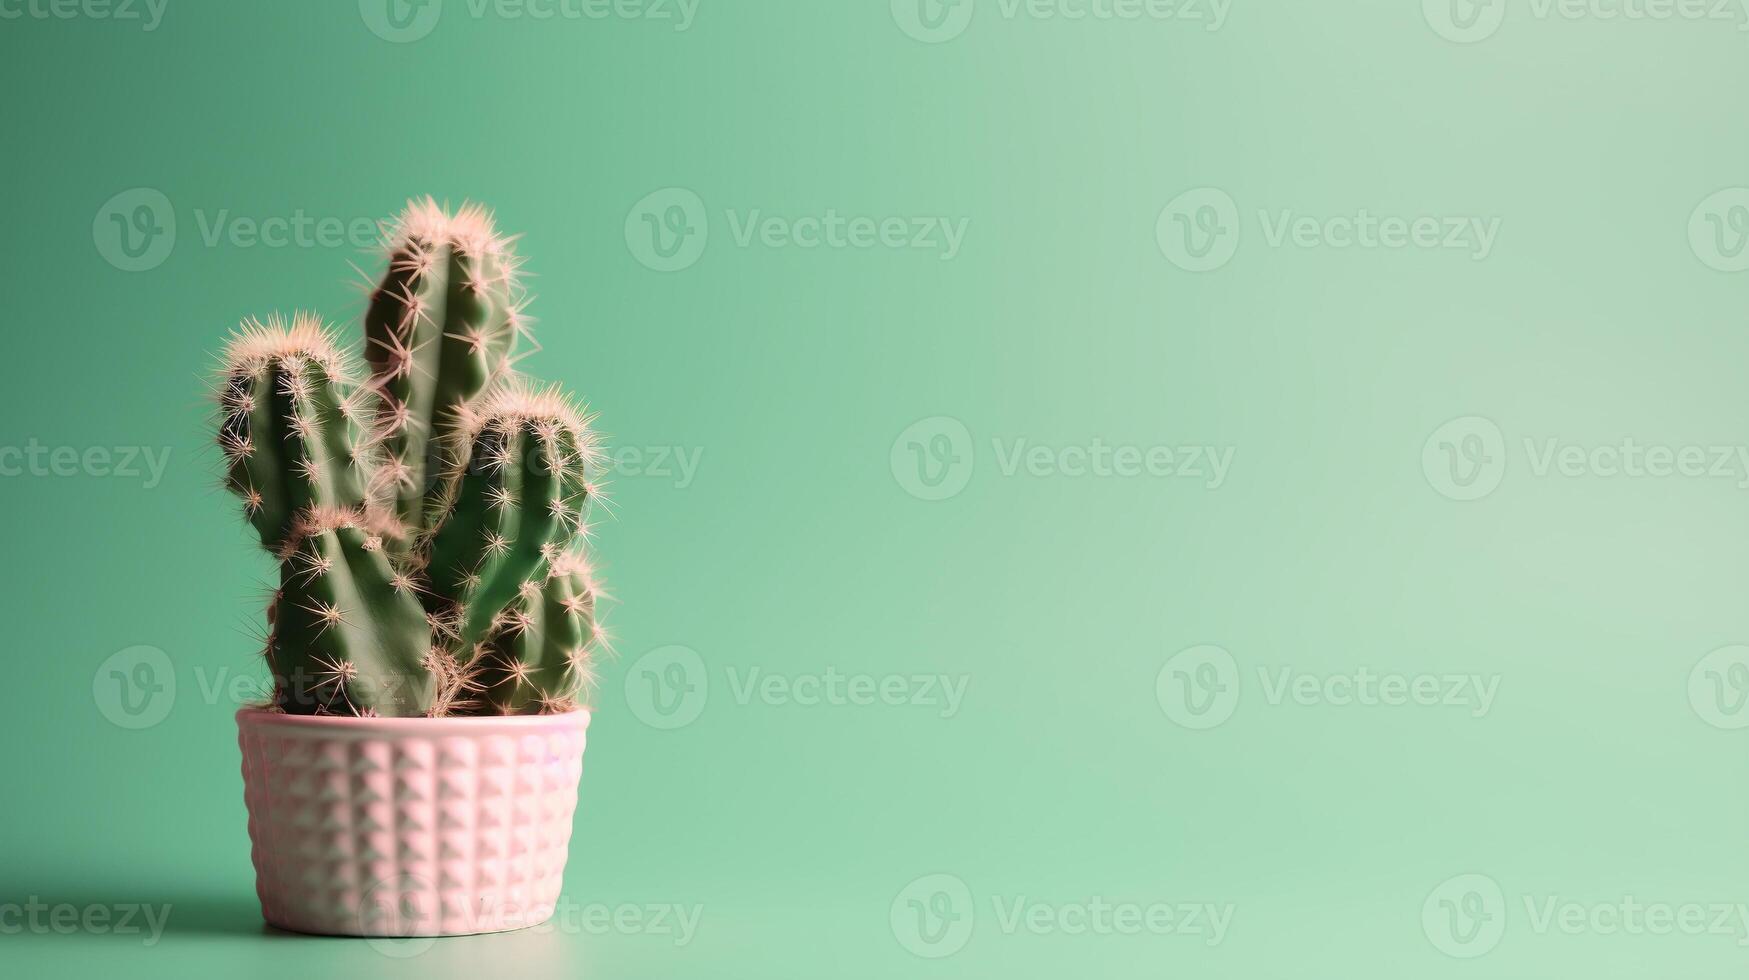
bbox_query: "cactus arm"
[364,200,521,538]
[451,422,575,649]
[474,565,594,715]
[218,315,373,553]
[272,509,433,716]
[419,392,595,657]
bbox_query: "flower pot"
[236,706,590,937]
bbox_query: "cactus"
[420,385,604,714]
[212,201,603,717]
[364,200,526,541]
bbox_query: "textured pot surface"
[237,707,590,936]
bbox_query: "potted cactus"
[214,200,605,936]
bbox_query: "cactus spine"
[213,200,602,717]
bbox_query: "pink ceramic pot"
[236,707,590,936]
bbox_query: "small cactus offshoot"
[212,200,604,717]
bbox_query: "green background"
[4,0,1748,976]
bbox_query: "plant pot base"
[237,707,589,938]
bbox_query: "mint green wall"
[4,2,1748,976]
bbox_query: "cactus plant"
[213,200,604,717]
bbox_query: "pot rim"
[235,705,591,733]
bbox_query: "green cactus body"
[271,508,434,716]
[364,200,523,541]
[419,388,596,654]
[214,201,603,717]
[475,564,597,715]
[218,316,372,553]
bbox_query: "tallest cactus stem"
[364,199,529,546]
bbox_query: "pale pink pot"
[236,707,590,937]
